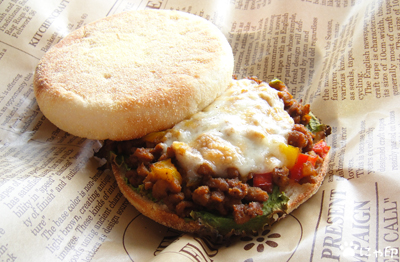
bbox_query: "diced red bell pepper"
[312,140,330,158]
[289,153,318,181]
[253,173,273,193]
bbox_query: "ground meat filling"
[268,78,312,126]
[288,124,314,152]
[112,142,271,224]
[100,79,329,225]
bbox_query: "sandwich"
[33,9,331,239]
[96,77,331,238]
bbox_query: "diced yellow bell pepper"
[279,143,300,169]
[150,159,182,184]
[142,131,166,143]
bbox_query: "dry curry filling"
[96,78,331,234]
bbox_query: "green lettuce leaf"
[190,186,289,235]
[306,112,325,133]
[128,183,157,202]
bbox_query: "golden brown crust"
[34,10,234,140]
[112,163,204,233]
